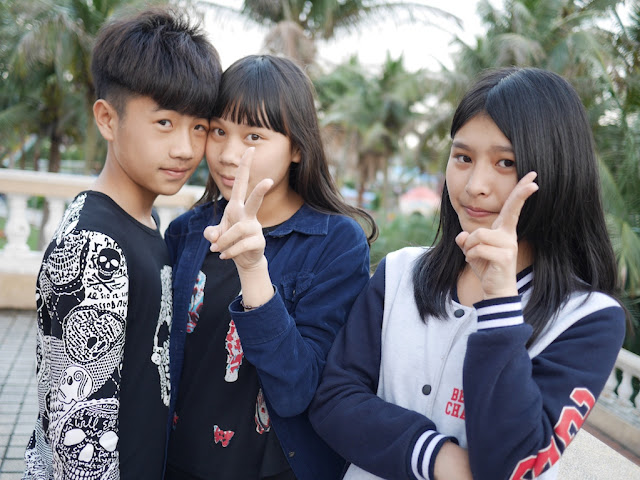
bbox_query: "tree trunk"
[357,153,366,208]
[40,125,62,249]
[32,137,42,171]
[19,142,26,170]
[84,103,98,174]
[381,156,389,217]
[48,127,62,173]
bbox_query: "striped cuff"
[410,430,457,480]
[474,296,523,330]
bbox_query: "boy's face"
[108,96,207,199]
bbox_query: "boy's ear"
[93,99,118,142]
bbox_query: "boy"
[23,7,221,479]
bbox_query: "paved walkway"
[1,309,639,479]
[0,310,36,480]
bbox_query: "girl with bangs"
[164,54,377,480]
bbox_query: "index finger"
[492,171,539,231]
[244,178,274,219]
[230,147,255,204]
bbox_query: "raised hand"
[204,147,273,273]
[455,171,538,299]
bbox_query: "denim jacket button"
[288,451,295,458]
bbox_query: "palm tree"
[199,0,460,67]
[3,0,166,173]
[416,0,628,173]
[315,54,429,210]
[597,2,640,351]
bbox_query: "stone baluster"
[4,193,31,252]
[615,349,640,412]
[43,198,67,244]
[601,368,619,400]
[617,370,635,409]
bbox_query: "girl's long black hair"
[413,67,619,344]
[196,54,378,244]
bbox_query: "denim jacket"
[164,199,371,480]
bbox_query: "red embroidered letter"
[509,388,594,480]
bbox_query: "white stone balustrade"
[0,168,203,308]
[600,347,640,415]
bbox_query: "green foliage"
[370,213,439,269]
[0,0,168,173]
[240,0,460,40]
[314,55,430,209]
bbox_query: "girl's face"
[206,116,300,205]
[446,114,519,234]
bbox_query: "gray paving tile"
[0,473,22,480]
[0,387,25,396]
[0,406,19,416]
[3,447,23,460]
[9,425,32,437]
[3,379,30,387]
[0,395,24,405]
[0,459,25,472]
[14,417,31,428]
[9,436,29,449]
[17,405,37,416]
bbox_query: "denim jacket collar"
[187,198,330,237]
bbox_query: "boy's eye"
[212,127,225,137]
[194,123,208,132]
[247,133,261,141]
[158,119,172,127]
[454,154,471,163]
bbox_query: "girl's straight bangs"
[214,70,287,136]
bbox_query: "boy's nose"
[170,129,195,160]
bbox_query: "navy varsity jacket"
[310,247,626,480]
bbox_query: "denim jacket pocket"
[279,272,314,312]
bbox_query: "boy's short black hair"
[91,6,221,119]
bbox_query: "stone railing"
[588,346,640,458]
[1,168,640,465]
[0,168,203,309]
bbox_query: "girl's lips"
[464,206,494,218]
[219,175,235,188]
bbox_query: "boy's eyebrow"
[451,141,514,153]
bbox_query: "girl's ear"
[93,99,118,142]
[291,147,301,164]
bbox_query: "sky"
[201,0,495,72]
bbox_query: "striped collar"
[517,266,534,295]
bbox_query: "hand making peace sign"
[455,171,539,300]
[204,147,274,273]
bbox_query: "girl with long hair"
[164,54,377,480]
[309,67,626,480]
